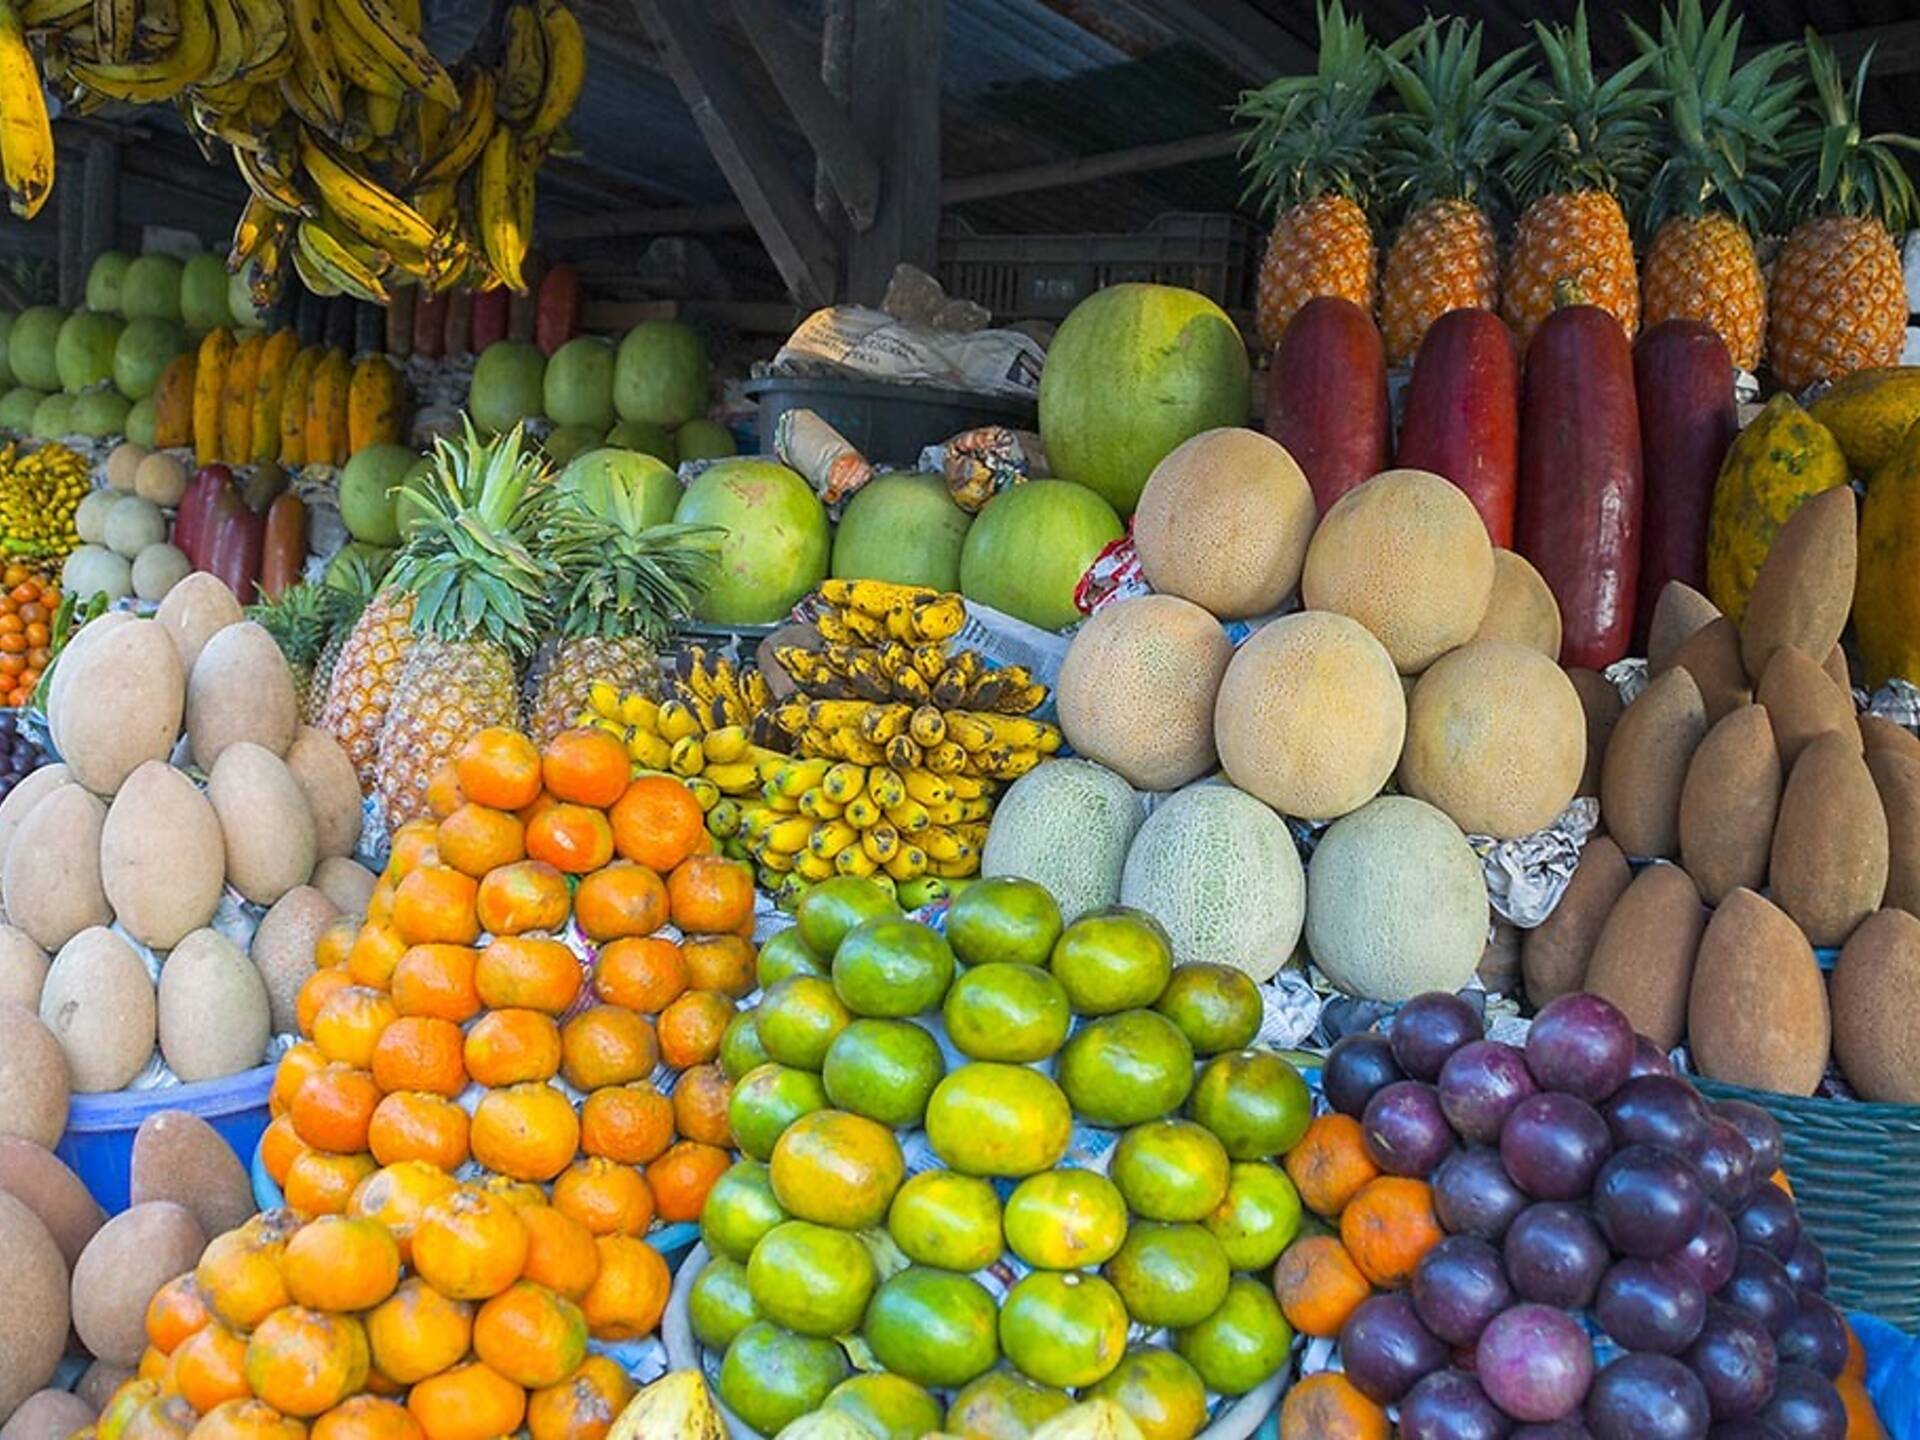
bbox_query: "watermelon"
[1038,283,1251,516]
[56,311,123,393]
[112,319,188,400]
[0,387,45,432]
[85,251,133,314]
[673,457,830,624]
[29,392,74,439]
[614,320,708,427]
[180,254,232,332]
[959,479,1123,631]
[469,339,546,435]
[558,447,682,531]
[69,388,131,438]
[339,443,416,546]
[543,336,616,430]
[832,473,971,592]
[121,255,184,322]
[9,307,65,391]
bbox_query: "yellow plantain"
[244,78,284,127]
[475,124,531,292]
[92,0,133,63]
[328,0,454,108]
[0,0,52,218]
[317,203,390,270]
[189,94,263,150]
[336,87,373,150]
[322,0,401,97]
[192,71,252,109]
[227,192,277,268]
[411,63,490,187]
[298,128,435,260]
[286,0,343,124]
[289,242,340,297]
[296,217,386,300]
[364,88,400,137]
[523,0,580,140]
[234,141,311,214]
[199,0,248,87]
[136,0,177,48]
[413,89,449,161]
[18,0,87,30]
[243,245,286,309]
[496,0,542,124]
[68,0,213,99]
[231,0,285,71]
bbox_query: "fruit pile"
[576,651,784,792]
[0,563,59,707]
[183,330,404,470]
[686,873,1309,1437]
[1271,990,1867,1439]
[0,441,88,558]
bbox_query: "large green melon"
[124,396,158,447]
[543,336,615,430]
[831,473,971,592]
[112,319,188,400]
[340,443,416,546]
[121,255,184,322]
[29,392,74,439]
[0,311,15,387]
[558,447,682,531]
[614,320,708,428]
[0,387,45,432]
[69,388,131,438]
[959,479,1123,631]
[673,458,829,624]
[180,254,232,332]
[1038,283,1251,516]
[469,340,546,435]
[85,251,133,314]
[10,307,65,391]
[56,311,123,393]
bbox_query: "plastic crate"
[939,212,1259,320]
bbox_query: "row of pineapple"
[1244,2,1913,386]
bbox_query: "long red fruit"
[1396,308,1520,546]
[1631,319,1737,650]
[1264,296,1390,516]
[1517,305,1645,669]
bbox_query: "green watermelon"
[469,340,546,434]
[121,255,184,322]
[69,388,131,438]
[614,320,708,427]
[112,318,187,400]
[9,307,65,391]
[543,336,615,430]
[0,310,15,386]
[959,479,1122,630]
[831,473,971,592]
[124,396,158,447]
[1038,283,1250,516]
[673,457,829,624]
[558,447,682,531]
[0,387,45,432]
[29,392,74,439]
[85,251,133,314]
[606,417,675,465]
[180,254,232,332]
[56,311,123,393]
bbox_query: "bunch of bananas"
[775,642,1047,712]
[675,647,784,749]
[815,577,966,646]
[4,0,582,299]
[772,697,1058,780]
[579,660,785,807]
[0,442,88,557]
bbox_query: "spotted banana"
[0,0,51,218]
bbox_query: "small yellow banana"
[295,216,388,301]
[498,0,544,123]
[412,64,492,187]
[67,0,215,99]
[475,124,532,291]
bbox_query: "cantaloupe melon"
[1305,795,1490,1000]
[981,758,1143,923]
[1132,428,1316,619]
[1056,594,1231,791]
[1472,549,1562,659]
[1398,640,1586,839]
[1212,610,1405,822]
[1300,468,1495,673]
[1119,781,1304,980]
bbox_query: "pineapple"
[1768,31,1919,392]
[1236,0,1385,351]
[373,423,560,829]
[1631,0,1798,372]
[1500,3,1658,346]
[304,563,378,723]
[1375,16,1530,363]
[248,581,334,707]
[317,587,416,789]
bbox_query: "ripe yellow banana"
[68,0,213,99]
[232,0,285,70]
[364,88,401,137]
[411,64,491,187]
[189,94,264,151]
[289,240,340,296]
[328,0,456,108]
[476,124,532,291]
[234,142,311,215]
[286,0,343,125]
[92,0,133,62]
[322,0,402,96]
[226,192,279,268]
[497,0,543,123]
[523,0,581,141]
[296,217,388,301]
[297,128,435,260]
[0,0,53,218]
[199,0,248,87]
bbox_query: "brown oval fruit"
[1582,863,1706,1050]
[1687,889,1830,1096]
[1678,704,1782,905]
[1770,732,1888,947]
[1831,908,1920,1105]
[1739,485,1857,684]
[1757,645,1859,770]
[1522,836,1631,1007]
[1669,617,1751,725]
[1600,667,1708,858]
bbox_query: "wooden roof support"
[843,0,943,303]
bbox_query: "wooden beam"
[79,138,118,270]
[844,0,943,303]
[728,0,879,230]
[1118,0,1311,77]
[628,0,838,307]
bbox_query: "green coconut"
[614,319,708,427]
[542,336,616,430]
[85,251,133,315]
[55,311,123,394]
[121,255,184,322]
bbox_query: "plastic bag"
[772,305,1045,399]
[1852,1312,1920,1438]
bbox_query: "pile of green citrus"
[688,875,1314,1438]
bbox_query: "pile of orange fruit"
[0,564,58,707]
[109,724,760,1440]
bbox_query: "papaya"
[347,354,406,455]
[1808,366,1920,475]
[1705,393,1849,623]
[150,352,197,450]
[1857,417,1920,687]
[220,330,265,464]
[278,345,324,467]
[249,328,302,465]
[192,326,234,466]
[305,349,351,466]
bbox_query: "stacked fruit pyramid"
[180,330,405,470]
[682,874,1308,1437]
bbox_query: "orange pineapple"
[1236,0,1383,351]
[319,588,417,790]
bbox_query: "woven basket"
[1695,1078,1920,1328]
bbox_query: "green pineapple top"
[1505,2,1660,206]
[1629,0,1799,235]
[1780,30,1920,231]
[384,421,562,658]
[1235,0,1386,218]
[542,478,718,647]
[249,580,336,673]
[1376,16,1532,222]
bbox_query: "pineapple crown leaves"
[383,419,563,659]
[1375,14,1533,218]
[1780,30,1920,232]
[542,494,721,646]
[1505,2,1661,206]
[247,581,334,670]
[1235,0,1388,217]
[1627,0,1800,234]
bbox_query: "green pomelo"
[830,472,971,592]
[0,387,42,432]
[1051,906,1174,1015]
[999,1270,1130,1390]
[1085,1349,1211,1440]
[945,1373,1071,1438]
[960,478,1123,631]
[728,1061,829,1160]
[1038,282,1251,515]
[29,392,74,439]
[121,255,184,322]
[746,1220,876,1336]
[947,876,1063,967]
[700,1159,788,1262]
[820,1018,944,1129]
[1110,1118,1230,1222]
[719,1321,849,1436]
[885,1170,1002,1272]
[1187,1048,1312,1160]
[9,307,66,391]
[924,1061,1071,1177]
[614,319,709,427]
[55,311,122,393]
[1172,1278,1292,1396]
[823,1374,944,1440]
[942,962,1070,1063]
[754,974,851,1071]
[124,396,157,448]
[542,424,603,467]
[69,388,131,438]
[605,418,675,465]
[1003,1169,1128,1270]
[672,457,829,624]
[1204,1162,1302,1271]
[556,447,681,531]
[863,1267,1001,1390]
[1108,1221,1232,1328]
[675,417,735,461]
[112,319,187,400]
[469,339,547,435]
[179,254,232,332]
[796,877,899,958]
[85,251,132,314]
[1056,1009,1194,1127]
[687,1256,760,1352]
[543,335,616,430]
[339,443,416,547]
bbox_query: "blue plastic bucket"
[57,1063,276,1214]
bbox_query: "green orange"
[1173,1277,1292,1396]
[1002,1169,1129,1271]
[769,1108,905,1230]
[718,1009,771,1080]
[887,1171,1003,1272]
[687,1256,760,1352]
[754,975,852,1070]
[1057,1009,1194,1126]
[946,876,1063,967]
[1110,1118,1231,1222]
[1205,1162,1303,1271]
[1107,1221,1232,1328]
[1188,1049,1311,1160]
[719,1321,850,1435]
[832,918,955,1017]
[795,876,900,956]
[863,1266,1001,1389]
[820,1018,945,1128]
[756,928,826,989]
[1049,906,1173,1014]
[1085,1348,1212,1440]
[728,1062,828,1161]
[942,962,1071,1062]
[925,1062,1072,1177]
[945,1371,1071,1438]
[699,1159,787,1262]
[745,1220,876,1336]
[999,1271,1131,1389]
[822,1374,945,1440]
[1155,962,1263,1055]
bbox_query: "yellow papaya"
[220,331,265,464]
[193,327,234,466]
[1808,366,1920,477]
[248,328,302,466]
[150,353,197,450]
[1857,421,1920,687]
[279,345,324,468]
[305,349,351,467]
[1706,393,1849,623]
[346,354,405,455]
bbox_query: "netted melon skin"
[981,758,1145,924]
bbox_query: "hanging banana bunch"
[0,0,55,217]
